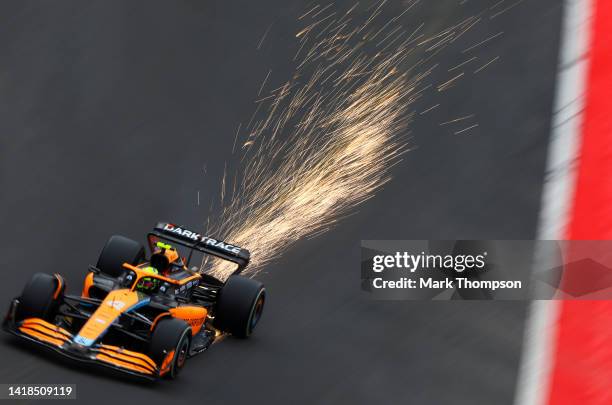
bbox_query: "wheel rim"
[249,291,265,331]
[176,336,189,369]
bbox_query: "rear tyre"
[213,275,265,338]
[16,273,63,322]
[149,318,191,379]
[96,235,145,278]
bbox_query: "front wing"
[3,299,165,381]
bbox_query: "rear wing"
[149,222,250,271]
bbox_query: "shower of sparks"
[490,0,506,10]
[437,72,464,91]
[420,103,440,115]
[448,56,477,71]
[257,69,272,96]
[454,124,479,135]
[490,0,524,19]
[257,24,273,50]
[461,31,503,53]
[474,56,500,73]
[232,123,241,154]
[439,114,476,126]
[203,2,496,278]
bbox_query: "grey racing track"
[0,1,562,404]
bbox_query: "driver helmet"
[135,266,160,292]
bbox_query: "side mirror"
[121,271,137,289]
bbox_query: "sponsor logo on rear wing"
[153,222,250,261]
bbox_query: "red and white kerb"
[516,0,612,404]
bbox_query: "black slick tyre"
[16,273,63,322]
[213,275,265,338]
[149,318,192,379]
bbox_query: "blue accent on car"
[72,297,151,347]
[73,335,95,346]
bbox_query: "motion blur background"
[1,1,606,404]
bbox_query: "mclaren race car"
[3,222,265,380]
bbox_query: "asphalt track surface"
[0,1,562,404]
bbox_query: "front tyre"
[149,318,192,379]
[16,273,63,322]
[214,275,266,338]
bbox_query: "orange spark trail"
[204,2,486,278]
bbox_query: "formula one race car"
[3,222,265,380]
